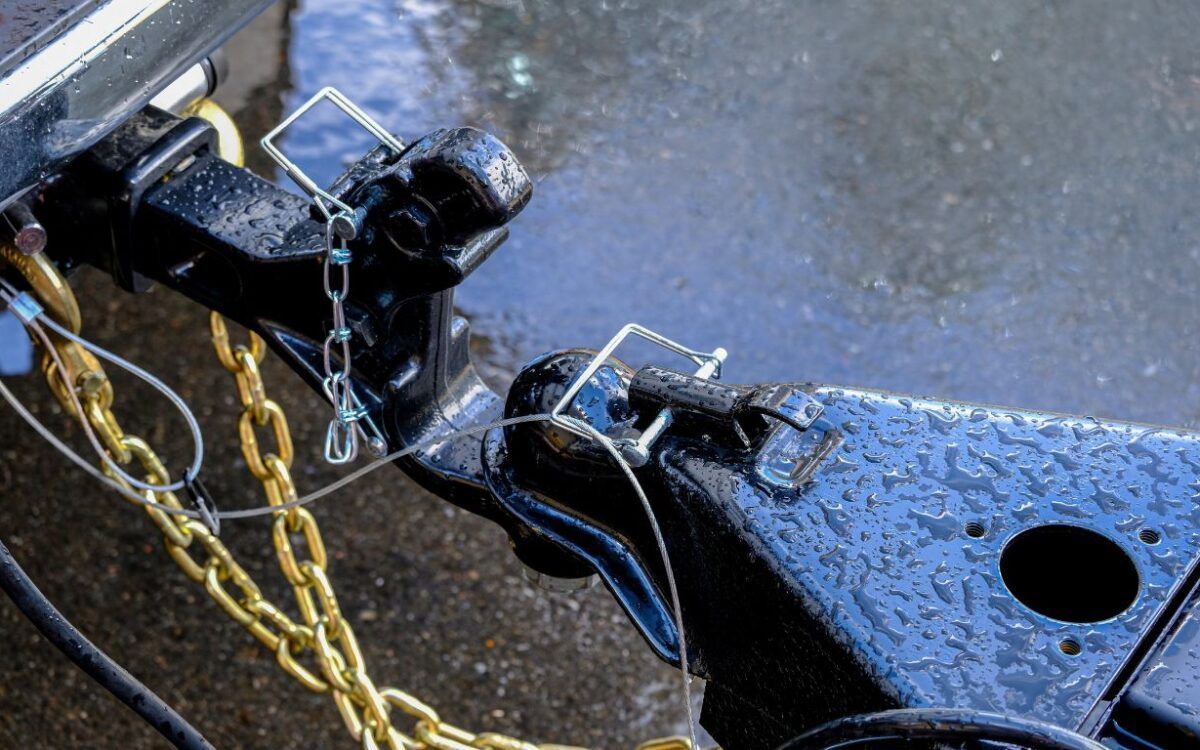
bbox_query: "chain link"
[4,248,691,750]
[322,219,362,464]
[7,259,686,748]
[212,312,621,750]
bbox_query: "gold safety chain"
[212,312,597,750]
[0,100,692,750]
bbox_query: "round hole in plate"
[1059,638,1082,657]
[1138,528,1161,546]
[1000,525,1138,624]
[964,521,987,539]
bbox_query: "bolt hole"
[1000,525,1138,623]
[964,522,987,539]
[1138,528,1161,546]
[1059,638,1083,657]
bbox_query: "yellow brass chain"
[4,245,689,750]
[211,312,584,750]
[1,99,693,750]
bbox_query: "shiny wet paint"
[1,0,1199,747]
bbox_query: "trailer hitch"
[23,102,1200,750]
[38,104,528,492]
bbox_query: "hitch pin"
[261,86,403,223]
[3,202,47,256]
[621,347,727,466]
[550,323,726,468]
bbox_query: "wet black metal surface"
[1110,604,1200,746]
[0,0,273,209]
[662,388,1200,746]
[485,343,1200,748]
[4,0,1200,747]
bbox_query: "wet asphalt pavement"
[3,0,1200,747]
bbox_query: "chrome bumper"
[0,0,275,209]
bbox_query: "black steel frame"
[15,106,1200,750]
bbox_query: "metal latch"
[629,365,824,447]
[551,323,824,466]
[261,86,404,226]
[549,323,726,467]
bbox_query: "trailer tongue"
[2,4,1200,749]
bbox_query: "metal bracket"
[261,86,404,226]
[183,474,221,536]
[550,323,726,466]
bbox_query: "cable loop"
[0,285,205,495]
[3,272,701,749]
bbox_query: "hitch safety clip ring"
[550,323,726,467]
[261,86,404,222]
